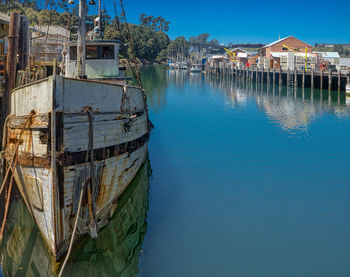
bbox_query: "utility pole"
[77,0,86,78]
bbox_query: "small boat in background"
[190,64,201,73]
[168,62,176,70]
[177,61,187,70]
[346,83,350,95]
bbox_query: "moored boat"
[190,64,201,73]
[1,2,151,262]
[5,73,150,260]
[346,83,350,95]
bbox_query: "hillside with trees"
[0,0,172,63]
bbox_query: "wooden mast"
[77,0,86,78]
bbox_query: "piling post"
[18,15,29,70]
[320,70,323,90]
[5,12,21,118]
[287,68,290,86]
[302,69,305,89]
[311,69,314,89]
[338,70,341,92]
[328,69,332,90]
[294,69,297,87]
[279,68,282,86]
[273,67,275,84]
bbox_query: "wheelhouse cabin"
[66,40,120,79]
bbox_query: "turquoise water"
[138,66,350,276]
[1,65,350,276]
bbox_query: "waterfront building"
[260,36,314,70]
[314,51,341,70]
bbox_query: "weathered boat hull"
[0,159,151,276]
[4,76,150,259]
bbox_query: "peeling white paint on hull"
[5,76,150,260]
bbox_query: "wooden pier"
[205,64,350,92]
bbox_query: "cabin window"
[70,46,77,60]
[86,45,99,59]
[282,47,288,51]
[102,45,115,59]
[69,45,115,60]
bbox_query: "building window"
[282,47,288,51]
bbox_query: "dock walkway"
[205,64,350,92]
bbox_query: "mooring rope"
[58,176,90,277]
[0,170,14,241]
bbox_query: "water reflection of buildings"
[0,160,151,277]
[167,69,189,88]
[205,74,350,132]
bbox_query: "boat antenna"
[98,0,101,31]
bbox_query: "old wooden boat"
[1,9,150,261]
[4,73,150,259]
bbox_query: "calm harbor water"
[1,65,350,276]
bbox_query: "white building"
[314,52,340,70]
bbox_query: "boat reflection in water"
[0,159,151,277]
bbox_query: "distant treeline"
[313,44,350,57]
[227,43,264,49]
[0,0,173,63]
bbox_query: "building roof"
[237,52,248,58]
[263,36,312,48]
[340,58,350,67]
[230,47,251,54]
[0,12,9,25]
[210,55,228,59]
[315,51,340,58]
[270,51,314,58]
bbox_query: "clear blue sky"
[98,0,349,44]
